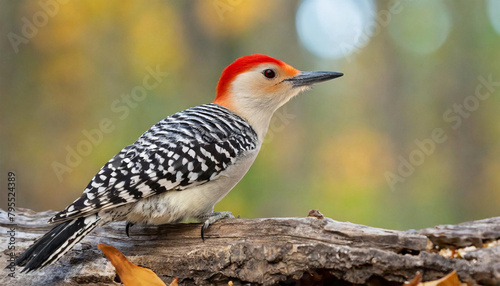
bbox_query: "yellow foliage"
[482,158,500,206]
[315,128,392,188]
[127,2,186,77]
[195,0,276,37]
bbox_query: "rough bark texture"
[1,208,499,285]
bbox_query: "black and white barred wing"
[49,104,258,223]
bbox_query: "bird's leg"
[200,211,235,241]
[125,222,134,237]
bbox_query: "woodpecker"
[16,54,343,272]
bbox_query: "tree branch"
[1,208,499,285]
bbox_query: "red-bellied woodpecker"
[16,54,343,271]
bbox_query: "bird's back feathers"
[49,104,258,224]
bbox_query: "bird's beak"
[285,71,343,87]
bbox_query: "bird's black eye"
[263,69,276,79]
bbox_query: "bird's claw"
[200,211,235,242]
[201,221,210,242]
[125,222,134,237]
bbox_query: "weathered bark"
[1,208,499,285]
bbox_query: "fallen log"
[1,208,499,285]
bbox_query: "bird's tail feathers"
[15,214,101,272]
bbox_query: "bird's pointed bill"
[286,71,343,87]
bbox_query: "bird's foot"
[125,222,134,237]
[200,211,235,241]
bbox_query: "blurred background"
[1,0,499,230]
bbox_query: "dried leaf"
[98,243,166,286]
[418,271,463,286]
[169,277,179,286]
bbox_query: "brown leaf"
[98,243,166,286]
[419,270,463,286]
[169,277,179,286]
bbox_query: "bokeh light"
[487,0,500,36]
[388,0,451,55]
[296,0,376,60]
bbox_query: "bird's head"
[214,54,343,139]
